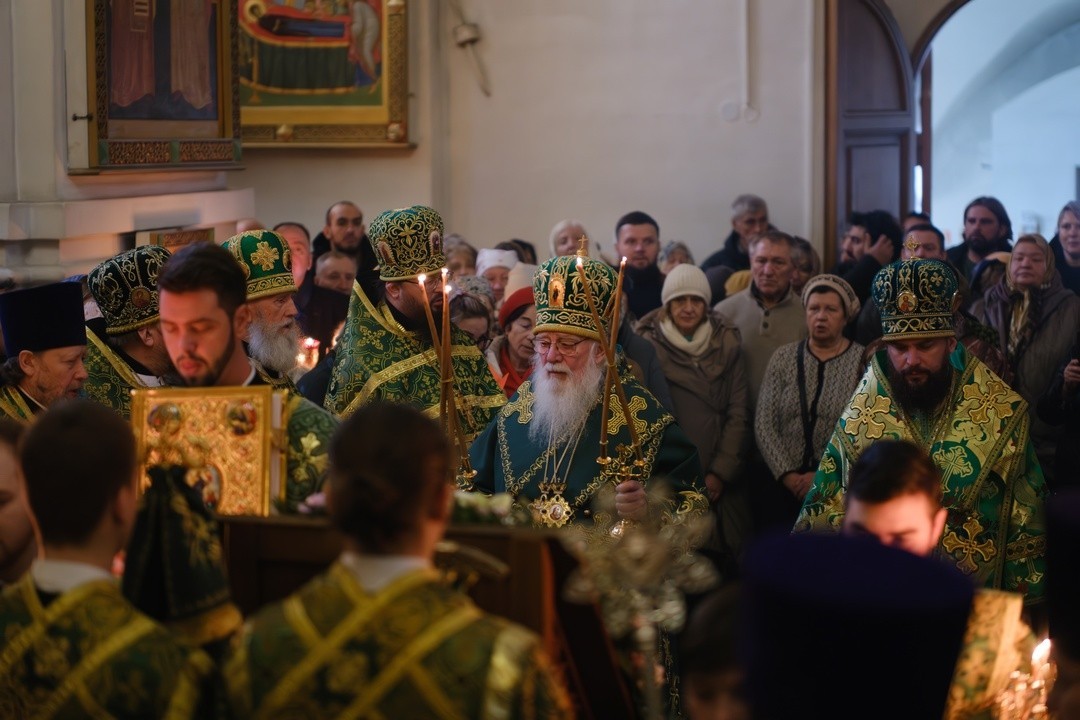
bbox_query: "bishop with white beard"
[469,252,706,528]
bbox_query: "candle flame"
[576,257,584,268]
[1032,638,1051,666]
[441,267,449,278]
[444,284,453,294]
[418,273,427,284]
[620,256,627,265]
[303,337,318,348]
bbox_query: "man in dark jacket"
[830,209,901,304]
[945,196,1013,287]
[614,210,666,318]
[700,194,770,272]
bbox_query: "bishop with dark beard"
[795,258,1048,604]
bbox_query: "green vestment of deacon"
[83,327,159,419]
[224,563,573,719]
[279,390,339,512]
[794,346,1048,603]
[469,358,707,526]
[324,283,505,437]
[0,384,36,423]
[0,575,214,719]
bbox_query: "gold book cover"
[130,386,285,516]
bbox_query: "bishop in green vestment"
[226,401,573,719]
[325,205,505,434]
[470,252,707,528]
[84,245,173,418]
[795,258,1047,603]
[0,282,88,423]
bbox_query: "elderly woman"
[485,263,538,397]
[659,240,694,275]
[636,264,749,561]
[971,233,1080,486]
[755,275,864,510]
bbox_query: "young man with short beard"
[946,196,1014,288]
[469,251,706,529]
[158,242,339,512]
[795,257,1047,604]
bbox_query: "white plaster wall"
[228,0,825,263]
[991,66,1080,236]
[0,1,15,202]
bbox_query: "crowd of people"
[0,193,1077,718]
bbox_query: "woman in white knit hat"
[635,263,750,566]
[475,248,519,307]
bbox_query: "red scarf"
[498,342,532,398]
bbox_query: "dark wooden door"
[825,0,915,265]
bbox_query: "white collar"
[31,559,114,594]
[338,551,431,593]
[135,372,165,387]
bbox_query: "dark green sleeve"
[468,415,500,494]
[284,396,340,512]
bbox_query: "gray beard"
[528,354,605,445]
[248,317,302,374]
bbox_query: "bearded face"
[248,313,302,374]
[528,339,605,444]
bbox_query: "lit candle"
[576,257,642,461]
[417,273,443,370]
[441,269,454,436]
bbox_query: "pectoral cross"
[576,236,589,258]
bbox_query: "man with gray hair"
[701,193,770,272]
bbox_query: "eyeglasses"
[401,276,442,291]
[476,333,492,352]
[534,337,587,357]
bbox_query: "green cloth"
[222,230,297,301]
[469,358,707,526]
[0,575,214,719]
[83,327,153,419]
[794,346,1048,603]
[282,391,339,512]
[0,384,36,423]
[324,284,505,435]
[224,563,572,719]
[122,465,242,652]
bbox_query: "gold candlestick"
[575,257,643,463]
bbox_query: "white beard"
[248,316,302,374]
[528,349,605,444]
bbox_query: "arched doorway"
[826,0,1080,260]
[916,0,1080,245]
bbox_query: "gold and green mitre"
[532,250,618,340]
[872,257,958,340]
[84,245,171,417]
[368,204,447,280]
[221,229,297,301]
[325,205,504,431]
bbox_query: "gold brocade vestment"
[225,563,573,719]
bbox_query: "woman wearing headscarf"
[971,233,1080,487]
[755,275,864,519]
[635,264,750,565]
